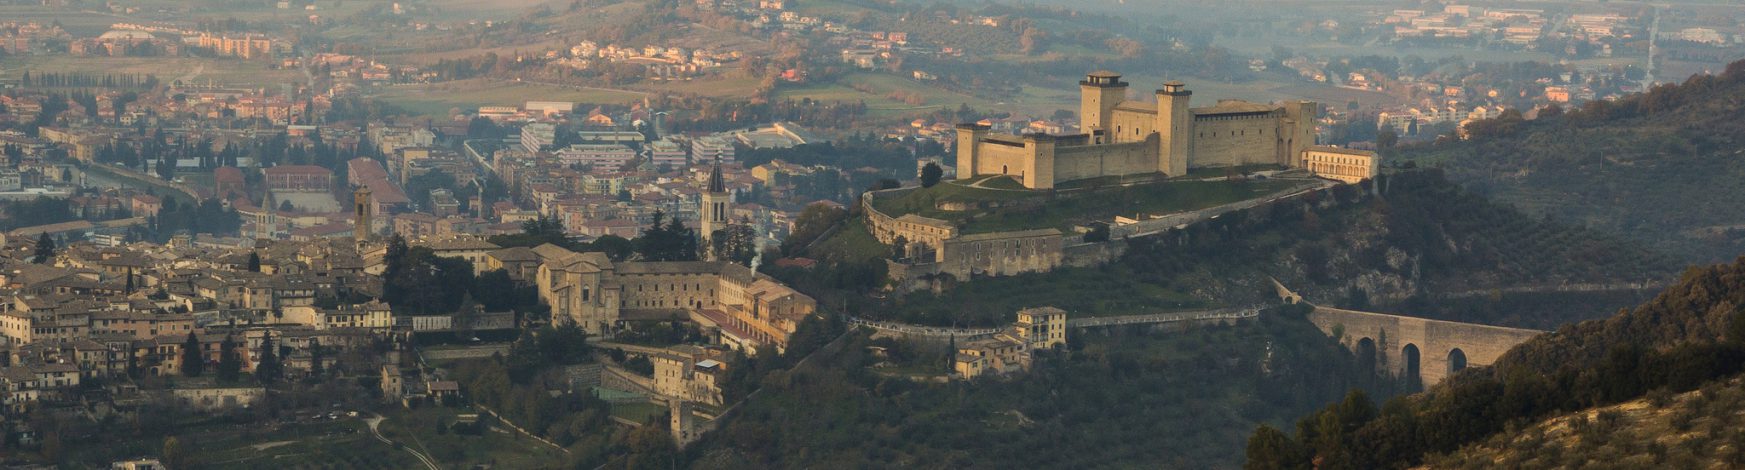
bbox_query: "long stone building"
[535,245,817,353]
[956,71,1347,189]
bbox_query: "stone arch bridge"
[1306,306,1544,387]
[1272,278,1544,387]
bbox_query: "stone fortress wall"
[862,190,1064,282]
[955,71,1327,189]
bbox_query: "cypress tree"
[180,332,203,377]
[217,335,241,382]
[33,233,55,264]
[256,334,281,383]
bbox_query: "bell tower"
[354,186,373,241]
[699,158,731,259]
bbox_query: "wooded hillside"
[1393,59,1745,263]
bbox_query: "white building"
[557,143,636,168]
[691,136,735,164]
[647,138,688,167]
[521,122,557,153]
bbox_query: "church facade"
[955,71,1320,189]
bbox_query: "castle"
[955,71,1324,189]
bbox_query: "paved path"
[421,344,509,360]
[848,307,1258,339]
[846,317,1002,338]
[1113,180,1332,239]
[173,63,205,86]
[366,414,439,470]
[1066,308,1258,327]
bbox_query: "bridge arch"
[1448,348,1468,374]
[1401,343,1421,386]
[1356,337,1378,376]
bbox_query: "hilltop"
[842,170,1673,328]
[1392,60,1745,263]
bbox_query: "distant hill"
[1392,60,1745,263]
[1247,257,1745,469]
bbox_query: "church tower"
[699,158,731,259]
[354,186,373,241]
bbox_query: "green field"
[645,76,765,98]
[1,56,303,89]
[609,401,668,424]
[372,79,648,116]
[792,0,885,17]
[376,407,571,468]
[58,416,421,469]
[776,72,1021,116]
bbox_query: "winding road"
[366,414,439,470]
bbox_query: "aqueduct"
[1306,306,1544,387]
[1271,278,1545,387]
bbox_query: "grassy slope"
[1428,378,1745,469]
[869,176,1304,234]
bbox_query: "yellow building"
[536,245,818,353]
[651,345,729,406]
[954,332,1029,379]
[1300,147,1379,184]
[954,306,1070,379]
[1015,306,1067,350]
[197,33,273,59]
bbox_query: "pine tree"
[920,162,943,188]
[247,252,261,272]
[180,332,204,377]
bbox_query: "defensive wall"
[863,189,1064,283]
[847,307,1258,342]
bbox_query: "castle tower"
[1283,101,1318,167]
[699,158,731,258]
[953,123,990,180]
[354,186,373,241]
[1079,71,1128,141]
[1155,81,1193,176]
[670,400,697,448]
